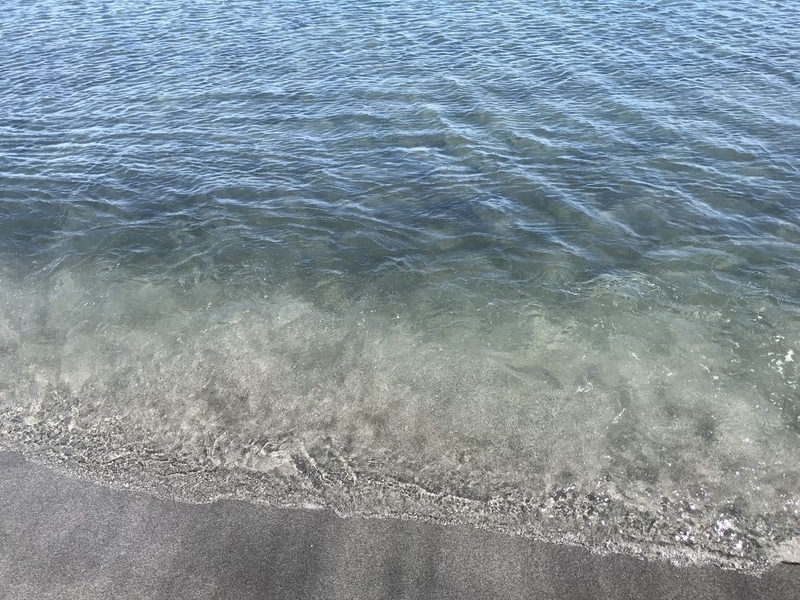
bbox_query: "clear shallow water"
[2,0,800,571]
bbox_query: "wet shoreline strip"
[1,450,798,600]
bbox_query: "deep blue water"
[2,0,800,570]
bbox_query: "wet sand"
[0,450,797,600]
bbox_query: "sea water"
[1,0,799,572]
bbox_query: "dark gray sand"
[0,451,797,600]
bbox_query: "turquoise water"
[2,0,800,570]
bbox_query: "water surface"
[2,0,800,571]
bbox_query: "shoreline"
[0,419,786,575]
[1,450,797,600]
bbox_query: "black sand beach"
[1,451,796,600]
[3,3,800,598]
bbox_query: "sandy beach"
[0,450,796,600]
[3,2,800,598]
